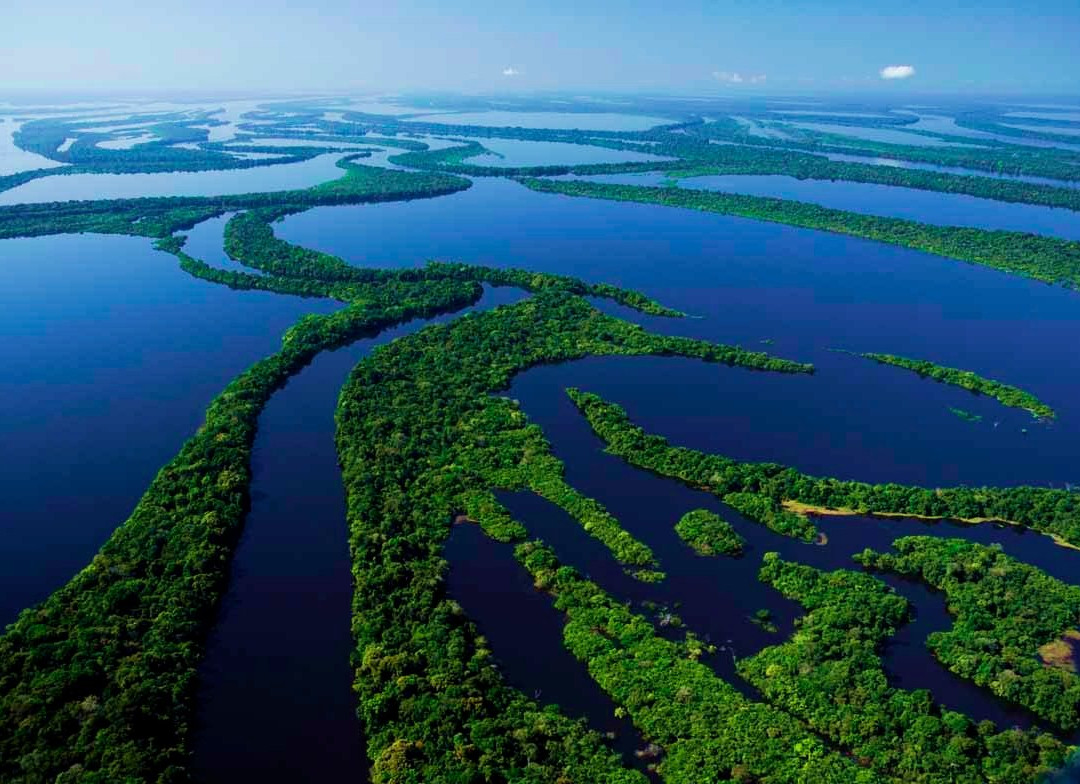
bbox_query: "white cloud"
[712,71,766,85]
[502,67,520,77]
[880,65,916,80]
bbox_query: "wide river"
[2,137,1080,780]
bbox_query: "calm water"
[673,173,1080,240]
[0,228,336,625]
[5,125,1080,777]
[190,285,525,784]
[408,110,672,131]
[461,136,671,167]
[0,152,349,204]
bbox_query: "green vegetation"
[739,554,1068,781]
[220,208,685,315]
[674,509,745,556]
[335,291,816,780]
[856,537,1080,730]
[522,178,1080,289]
[751,608,778,633]
[0,157,470,240]
[4,193,756,778]
[0,281,483,784]
[392,133,1080,215]
[0,113,332,194]
[689,117,1080,183]
[664,147,1080,212]
[515,541,869,783]
[568,389,1080,546]
[955,112,1080,147]
[950,407,984,423]
[847,351,1055,419]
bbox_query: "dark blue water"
[6,130,1080,777]
[0,230,336,625]
[446,352,1080,735]
[190,286,524,784]
[277,177,1080,489]
[673,174,1080,240]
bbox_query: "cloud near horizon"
[712,71,767,85]
[502,66,520,77]
[880,64,916,80]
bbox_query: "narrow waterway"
[189,287,524,783]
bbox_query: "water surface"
[0,228,335,624]
[0,152,348,204]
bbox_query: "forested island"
[836,350,1056,418]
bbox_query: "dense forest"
[857,538,1080,730]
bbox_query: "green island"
[567,389,1080,547]
[843,351,1055,419]
[688,116,1080,183]
[674,509,746,556]
[514,541,867,782]
[856,538,1080,731]
[0,156,471,241]
[950,407,985,423]
[1,163,816,777]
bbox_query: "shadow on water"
[189,286,526,784]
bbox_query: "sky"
[1,0,1078,95]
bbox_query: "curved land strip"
[840,351,1055,419]
[239,104,1080,192]
[514,541,868,782]
[0,157,471,240]
[521,177,1080,289]
[0,168,804,779]
[567,389,1080,548]
[0,112,350,193]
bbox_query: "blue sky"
[1,0,1077,94]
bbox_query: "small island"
[843,350,1055,419]
[674,509,746,556]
